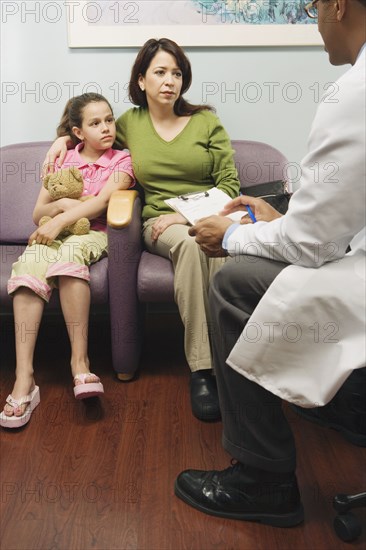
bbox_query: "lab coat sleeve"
[226,57,366,267]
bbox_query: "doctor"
[174,0,366,527]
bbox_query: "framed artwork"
[67,1,322,48]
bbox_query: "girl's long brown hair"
[56,92,113,145]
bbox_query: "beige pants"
[143,219,226,372]
[8,230,108,302]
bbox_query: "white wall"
[1,1,346,176]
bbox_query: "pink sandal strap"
[73,373,100,385]
[0,386,40,428]
[6,391,34,410]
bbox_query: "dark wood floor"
[1,311,365,550]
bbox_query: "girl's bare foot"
[3,373,36,417]
[71,360,104,399]
[71,359,100,385]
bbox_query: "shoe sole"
[0,386,40,429]
[74,382,104,400]
[174,481,304,527]
[290,406,366,447]
[192,411,221,422]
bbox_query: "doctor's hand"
[221,195,282,224]
[189,215,233,257]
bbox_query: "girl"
[0,93,134,428]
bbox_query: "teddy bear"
[39,166,90,238]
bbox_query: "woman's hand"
[151,213,187,242]
[220,194,282,224]
[42,136,71,178]
[28,217,64,246]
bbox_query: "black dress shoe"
[175,462,304,527]
[190,370,221,421]
[290,367,366,447]
[290,403,366,447]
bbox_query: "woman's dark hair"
[129,38,214,116]
[56,92,114,145]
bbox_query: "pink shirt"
[56,143,134,231]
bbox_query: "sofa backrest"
[0,142,53,243]
[232,139,289,190]
[0,139,289,244]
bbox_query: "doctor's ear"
[335,0,346,21]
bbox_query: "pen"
[246,205,257,223]
[239,192,257,223]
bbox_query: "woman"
[44,38,240,421]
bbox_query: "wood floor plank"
[1,314,365,549]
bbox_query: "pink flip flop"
[73,373,104,399]
[0,386,40,429]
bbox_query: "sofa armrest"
[107,190,139,228]
[107,192,143,378]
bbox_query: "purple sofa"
[0,140,288,380]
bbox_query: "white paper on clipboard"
[164,187,246,225]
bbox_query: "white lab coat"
[225,46,366,407]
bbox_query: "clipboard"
[164,187,245,225]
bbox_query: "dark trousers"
[209,255,296,473]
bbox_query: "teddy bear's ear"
[43,174,50,189]
[70,166,83,181]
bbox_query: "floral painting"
[188,1,316,25]
[68,1,321,47]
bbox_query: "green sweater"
[116,108,240,219]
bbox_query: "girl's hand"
[42,136,70,178]
[151,213,187,242]
[28,218,64,246]
[220,194,282,224]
